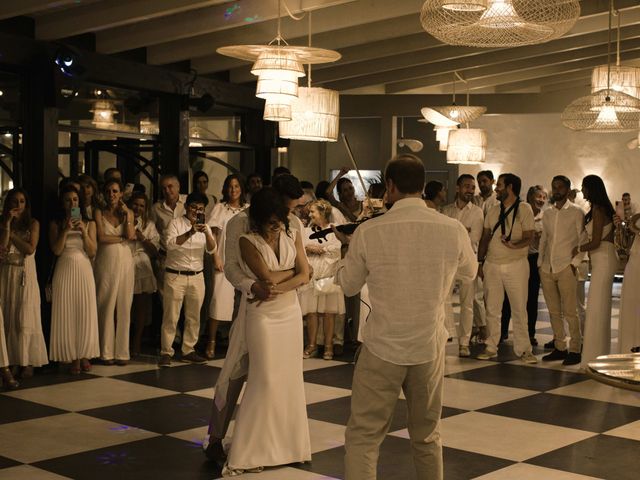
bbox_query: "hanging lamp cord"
[606,0,613,93]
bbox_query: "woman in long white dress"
[575,175,618,369]
[0,247,19,389]
[94,180,136,365]
[49,185,100,374]
[222,187,311,475]
[618,213,640,353]
[205,174,248,359]
[128,192,160,357]
[0,188,48,377]
[300,199,344,360]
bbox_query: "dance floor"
[1,287,639,479]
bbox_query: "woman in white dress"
[94,180,136,365]
[300,199,344,360]
[0,188,48,378]
[128,192,159,357]
[223,187,311,475]
[618,213,640,352]
[205,174,248,359]
[574,175,618,369]
[78,174,102,220]
[49,185,100,374]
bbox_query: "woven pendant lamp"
[447,128,487,164]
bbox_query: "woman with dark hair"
[526,185,547,346]
[0,188,48,377]
[78,174,102,220]
[205,173,248,359]
[193,170,218,219]
[49,185,99,374]
[94,179,136,365]
[574,175,617,369]
[325,167,363,222]
[222,187,310,475]
[128,192,159,357]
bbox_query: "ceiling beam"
[35,0,227,40]
[97,0,361,54]
[145,0,424,66]
[0,0,79,20]
[495,71,595,93]
[383,37,640,94]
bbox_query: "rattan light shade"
[279,87,339,142]
[420,107,460,127]
[591,65,640,100]
[561,88,640,133]
[447,128,487,164]
[435,125,458,151]
[421,0,581,48]
[433,105,487,124]
[264,100,292,122]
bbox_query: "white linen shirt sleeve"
[469,207,484,253]
[335,226,368,297]
[165,218,183,251]
[223,213,255,296]
[455,221,477,284]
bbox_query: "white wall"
[460,113,640,204]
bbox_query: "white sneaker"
[521,352,538,364]
[477,349,498,360]
[459,346,471,358]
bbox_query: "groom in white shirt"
[336,154,476,480]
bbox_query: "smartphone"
[70,207,81,220]
[196,212,206,225]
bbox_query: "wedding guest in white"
[477,173,537,364]
[128,192,160,357]
[617,212,640,352]
[336,154,476,480]
[0,188,48,376]
[474,170,500,215]
[206,174,248,359]
[158,192,216,367]
[0,303,18,388]
[78,174,102,220]
[49,185,100,374]
[576,175,617,369]
[94,180,136,365]
[245,173,263,203]
[222,187,311,475]
[442,174,484,357]
[538,176,585,366]
[193,171,218,219]
[424,180,447,211]
[300,199,344,360]
[526,184,548,346]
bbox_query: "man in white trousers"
[336,154,476,480]
[443,174,485,358]
[477,173,537,364]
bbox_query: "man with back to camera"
[477,173,537,364]
[336,154,476,480]
[538,175,586,366]
[442,174,485,357]
[203,174,308,465]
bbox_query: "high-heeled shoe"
[323,345,334,361]
[1,367,19,389]
[21,366,34,378]
[205,340,216,360]
[303,344,318,359]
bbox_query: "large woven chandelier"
[420,0,581,48]
[563,1,640,133]
[447,128,487,164]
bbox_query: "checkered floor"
[1,287,639,480]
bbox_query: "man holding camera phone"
[158,192,216,367]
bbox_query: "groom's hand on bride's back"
[250,280,283,302]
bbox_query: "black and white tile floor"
[1,289,638,479]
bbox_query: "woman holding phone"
[94,180,136,365]
[49,185,100,373]
[0,188,48,377]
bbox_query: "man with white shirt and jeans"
[204,174,307,465]
[443,174,485,358]
[477,173,537,364]
[538,175,585,365]
[336,154,476,480]
[158,192,216,367]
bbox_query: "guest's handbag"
[313,277,342,294]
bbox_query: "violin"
[309,213,385,243]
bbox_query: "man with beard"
[477,173,537,363]
[538,176,586,365]
[474,170,500,215]
[443,174,485,357]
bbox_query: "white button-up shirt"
[538,201,586,273]
[474,191,500,216]
[151,194,187,251]
[484,201,535,264]
[224,211,304,295]
[442,201,484,253]
[165,216,214,272]
[335,197,476,366]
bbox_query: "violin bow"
[341,133,374,212]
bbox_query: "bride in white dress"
[618,213,640,353]
[575,175,618,369]
[222,187,311,476]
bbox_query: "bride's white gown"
[224,230,311,474]
[619,218,640,353]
